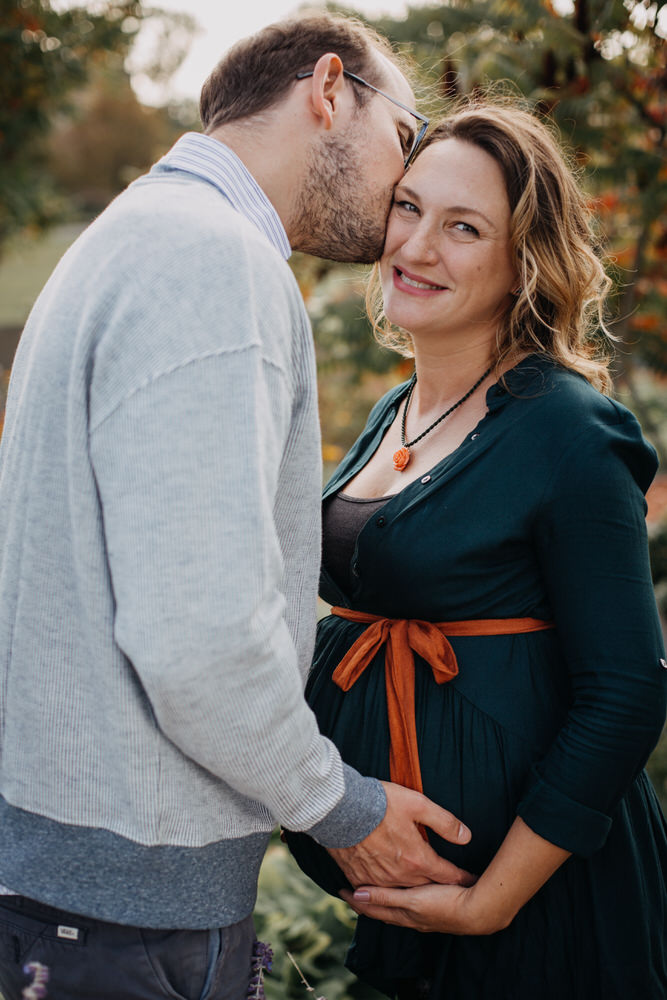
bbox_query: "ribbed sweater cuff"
[305,766,386,848]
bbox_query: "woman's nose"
[402,225,438,263]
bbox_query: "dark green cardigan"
[288,356,667,999]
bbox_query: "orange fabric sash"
[330,607,554,795]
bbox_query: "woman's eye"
[452,221,479,237]
[393,199,419,214]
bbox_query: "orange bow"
[331,607,554,795]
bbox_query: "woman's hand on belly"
[341,880,493,935]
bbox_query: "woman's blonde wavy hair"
[367,97,615,393]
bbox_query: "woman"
[286,101,667,1000]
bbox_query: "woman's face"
[379,137,518,347]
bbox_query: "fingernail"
[353,890,370,901]
[458,823,471,841]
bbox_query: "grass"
[0,223,87,329]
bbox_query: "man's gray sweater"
[0,138,385,928]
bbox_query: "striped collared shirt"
[156,132,291,261]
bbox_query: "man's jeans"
[0,895,254,999]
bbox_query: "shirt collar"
[156,132,291,261]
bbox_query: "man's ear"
[308,52,346,131]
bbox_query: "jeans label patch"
[57,925,79,940]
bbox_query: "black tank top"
[322,491,395,595]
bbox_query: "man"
[0,12,471,999]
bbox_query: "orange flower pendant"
[393,446,411,472]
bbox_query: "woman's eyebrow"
[394,184,420,201]
[447,204,497,229]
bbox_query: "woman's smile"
[393,265,448,295]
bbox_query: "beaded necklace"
[392,365,493,471]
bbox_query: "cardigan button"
[352,560,360,577]
[420,475,431,484]
[376,516,386,527]
[471,433,480,440]
[660,658,667,670]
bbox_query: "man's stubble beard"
[291,130,394,264]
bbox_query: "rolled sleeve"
[518,767,612,856]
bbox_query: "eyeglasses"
[295,69,429,169]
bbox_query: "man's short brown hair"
[200,11,398,131]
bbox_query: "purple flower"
[247,938,273,999]
[22,962,49,1000]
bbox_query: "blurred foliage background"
[0,1,665,996]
